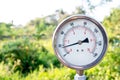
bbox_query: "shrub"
[0,39,41,74]
[0,38,60,74]
[85,47,120,80]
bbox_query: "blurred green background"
[0,0,120,80]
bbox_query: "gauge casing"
[52,15,108,70]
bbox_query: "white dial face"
[53,16,107,69]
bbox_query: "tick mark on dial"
[64,39,69,44]
[70,23,74,26]
[66,48,72,53]
[87,48,92,53]
[72,30,75,35]
[84,29,87,34]
[93,53,98,57]
[97,41,102,46]
[94,28,98,33]
[90,38,96,42]
[63,52,69,57]
[63,53,67,57]
[58,44,62,47]
[61,31,64,35]
[84,22,87,25]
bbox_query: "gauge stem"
[74,70,86,80]
[76,70,84,76]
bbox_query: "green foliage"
[30,18,55,39]
[103,8,120,48]
[0,39,40,74]
[85,47,120,80]
[35,19,46,34]
[0,39,60,74]
[0,63,75,80]
[0,46,120,80]
[0,23,11,36]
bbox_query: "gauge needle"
[63,38,89,48]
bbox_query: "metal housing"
[52,14,108,70]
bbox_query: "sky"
[0,0,120,25]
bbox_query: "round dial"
[52,15,108,70]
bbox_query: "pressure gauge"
[52,15,108,70]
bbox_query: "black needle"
[63,38,89,48]
[63,42,78,48]
[82,38,89,43]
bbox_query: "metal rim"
[52,14,108,70]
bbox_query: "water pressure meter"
[52,15,108,79]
